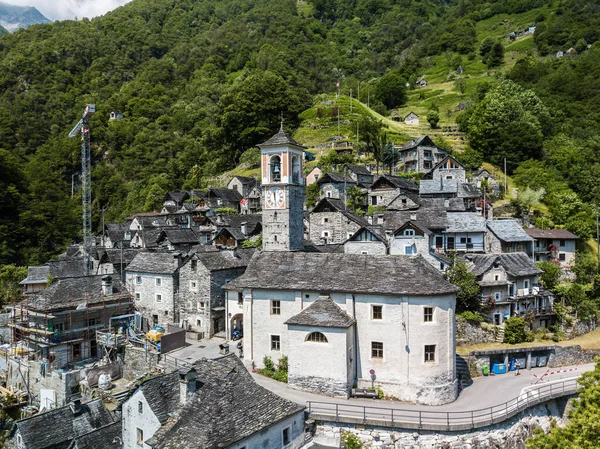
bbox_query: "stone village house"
[467,252,555,329]
[7,398,116,449]
[11,275,133,369]
[122,355,305,449]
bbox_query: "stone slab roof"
[69,421,122,449]
[126,251,182,274]
[316,172,356,185]
[25,275,131,312]
[345,164,372,175]
[285,295,355,328]
[258,127,307,149]
[19,266,50,285]
[524,228,579,240]
[192,248,256,271]
[12,399,114,449]
[371,174,419,192]
[445,212,486,233]
[468,253,542,278]
[137,372,181,425]
[152,355,304,449]
[457,183,481,198]
[230,175,258,186]
[104,223,131,242]
[419,179,458,195]
[226,251,458,296]
[159,228,199,245]
[487,220,533,243]
[382,209,447,232]
[207,187,243,203]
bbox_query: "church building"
[224,127,459,405]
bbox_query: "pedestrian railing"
[160,353,192,370]
[306,377,579,431]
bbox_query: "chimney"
[216,214,223,225]
[410,213,417,221]
[70,396,83,415]
[241,222,248,236]
[179,368,197,404]
[101,276,113,296]
[368,216,373,225]
[444,199,450,209]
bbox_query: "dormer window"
[270,155,281,182]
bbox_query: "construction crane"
[68,104,96,276]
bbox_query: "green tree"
[486,41,505,68]
[572,251,599,284]
[503,316,528,344]
[346,186,366,213]
[427,110,440,129]
[373,70,407,110]
[446,253,481,313]
[305,183,321,209]
[536,261,561,291]
[0,265,27,306]
[467,80,551,170]
[513,187,546,219]
[527,358,600,449]
[479,37,495,57]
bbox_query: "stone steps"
[455,353,472,389]
[496,325,505,343]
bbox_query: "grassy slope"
[219,4,558,183]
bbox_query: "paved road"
[251,362,595,412]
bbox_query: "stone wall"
[122,346,161,381]
[288,374,350,398]
[548,345,600,368]
[313,397,570,449]
[456,317,497,347]
[309,211,362,245]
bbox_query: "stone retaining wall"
[313,397,570,449]
[456,318,496,347]
[548,345,600,367]
[122,345,161,381]
[289,374,350,398]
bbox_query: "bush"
[238,147,261,167]
[214,207,237,215]
[503,317,528,344]
[458,311,484,322]
[552,330,566,342]
[272,370,288,383]
[278,355,288,373]
[341,431,363,449]
[263,356,275,371]
[377,387,384,399]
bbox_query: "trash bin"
[537,355,548,367]
[482,365,489,376]
[530,356,538,368]
[219,343,230,355]
[491,363,507,375]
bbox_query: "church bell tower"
[258,125,305,251]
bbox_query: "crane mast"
[68,104,95,276]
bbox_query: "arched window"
[270,155,281,182]
[306,332,328,343]
[292,155,300,184]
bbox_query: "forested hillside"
[0,0,599,265]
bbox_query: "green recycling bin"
[482,365,489,376]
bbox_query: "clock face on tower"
[265,186,285,209]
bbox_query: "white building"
[225,251,459,405]
[525,228,579,268]
[122,356,305,449]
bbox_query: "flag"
[240,197,247,206]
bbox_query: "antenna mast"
[68,104,96,275]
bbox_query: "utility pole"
[504,158,507,197]
[350,89,352,113]
[596,211,599,271]
[68,104,96,276]
[357,81,360,104]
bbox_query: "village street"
[250,362,595,413]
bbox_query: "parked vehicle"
[232,329,243,341]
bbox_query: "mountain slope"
[0,2,51,32]
[0,0,598,265]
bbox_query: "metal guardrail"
[307,378,579,431]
